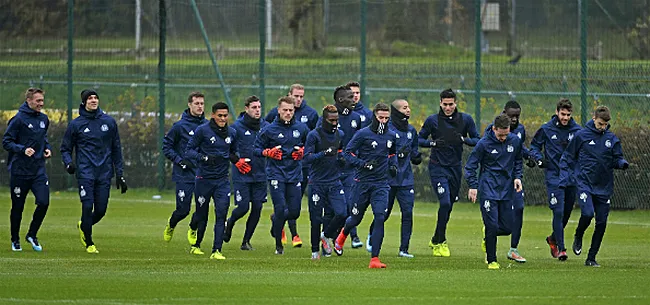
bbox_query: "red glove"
[263,146,282,160]
[292,146,304,161]
[235,158,252,174]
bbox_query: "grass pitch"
[1,189,649,304]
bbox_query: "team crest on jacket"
[360,115,366,122]
[407,132,412,139]
[210,136,216,144]
[351,120,358,128]
[507,145,514,152]
[301,115,308,123]
[387,140,393,148]
[225,137,231,144]
[293,130,300,138]
[517,132,522,139]
[396,133,400,139]
[40,121,45,129]
[605,140,611,148]
[101,124,109,132]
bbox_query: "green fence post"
[580,0,588,125]
[158,0,167,191]
[360,0,367,103]
[67,0,74,190]
[474,0,482,125]
[259,0,266,113]
[189,0,234,112]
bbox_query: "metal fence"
[1,0,649,209]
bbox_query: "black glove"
[178,159,189,169]
[201,154,220,166]
[621,162,629,170]
[116,176,128,194]
[526,157,536,168]
[389,165,398,177]
[323,146,337,157]
[363,160,378,171]
[431,139,446,148]
[65,163,76,175]
[410,153,422,165]
[537,159,546,168]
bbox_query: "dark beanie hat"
[81,89,98,105]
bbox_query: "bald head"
[391,99,410,117]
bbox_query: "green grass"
[1,189,649,304]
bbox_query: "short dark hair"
[494,114,511,129]
[188,91,204,104]
[504,100,520,110]
[278,96,295,106]
[440,88,456,100]
[373,103,390,114]
[245,95,260,107]
[346,81,360,88]
[594,105,611,122]
[212,102,229,114]
[333,85,350,102]
[556,98,573,112]
[25,87,44,100]
[322,104,337,117]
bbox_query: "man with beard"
[265,84,318,248]
[334,103,398,269]
[222,96,270,251]
[465,114,524,270]
[529,98,582,261]
[61,89,128,254]
[365,99,422,258]
[162,92,207,243]
[304,105,346,260]
[559,106,628,267]
[347,81,372,128]
[418,89,479,257]
[185,102,239,260]
[320,85,364,249]
[482,100,532,263]
[256,96,309,255]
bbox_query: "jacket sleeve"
[344,131,366,168]
[44,119,52,152]
[60,122,76,166]
[2,117,26,154]
[388,133,398,168]
[463,115,480,146]
[308,111,319,130]
[559,134,579,187]
[514,140,523,179]
[184,127,202,163]
[464,142,483,189]
[612,137,629,169]
[162,124,182,164]
[520,129,532,160]
[529,127,545,161]
[303,132,323,164]
[410,126,420,159]
[418,117,433,147]
[111,121,125,177]
[254,129,269,157]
